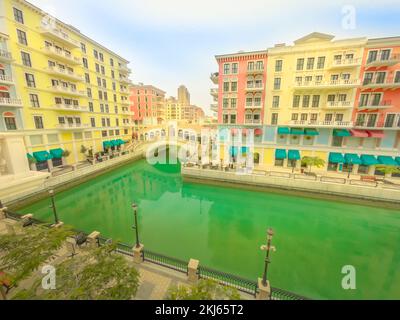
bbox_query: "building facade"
[177,85,190,105]
[0,0,133,170]
[212,33,400,175]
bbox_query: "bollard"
[133,244,144,264]
[87,231,100,248]
[256,278,271,300]
[188,259,200,283]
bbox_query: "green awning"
[117,139,125,145]
[103,141,112,148]
[288,150,301,160]
[333,129,351,137]
[27,153,34,160]
[114,140,121,146]
[329,153,344,164]
[344,154,362,165]
[278,127,290,135]
[110,140,117,146]
[396,157,400,166]
[290,128,304,135]
[33,151,52,162]
[377,156,398,166]
[275,149,287,160]
[50,148,64,159]
[304,128,319,136]
[360,155,379,166]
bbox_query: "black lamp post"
[48,189,59,225]
[132,202,140,248]
[347,158,353,179]
[261,228,275,287]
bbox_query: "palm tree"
[301,156,326,174]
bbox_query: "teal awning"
[278,127,290,135]
[333,129,351,137]
[27,153,34,160]
[230,146,238,157]
[241,146,249,154]
[360,155,379,166]
[396,157,400,166]
[290,128,304,135]
[33,151,52,162]
[275,149,287,160]
[344,154,362,165]
[110,140,117,146]
[304,128,319,136]
[329,153,344,164]
[288,150,301,161]
[50,148,64,159]
[377,156,398,166]
[103,141,112,148]
[117,139,125,145]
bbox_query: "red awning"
[366,130,385,138]
[242,129,248,136]
[231,129,238,136]
[255,129,263,136]
[350,129,369,138]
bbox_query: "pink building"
[212,51,268,126]
[353,37,400,137]
[130,84,166,126]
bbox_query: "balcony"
[121,121,135,127]
[288,120,353,128]
[322,101,353,110]
[45,66,83,81]
[56,123,90,130]
[358,100,392,111]
[121,109,134,116]
[120,87,130,94]
[0,49,12,62]
[53,104,88,112]
[210,88,218,97]
[362,79,400,90]
[118,64,131,74]
[119,77,132,85]
[329,58,362,69]
[210,72,219,84]
[245,104,262,109]
[42,46,81,65]
[244,119,262,125]
[210,103,218,112]
[355,120,400,130]
[49,85,86,97]
[294,79,360,90]
[39,23,80,48]
[120,99,130,106]
[0,97,23,108]
[0,74,14,85]
[247,67,264,75]
[366,54,400,68]
[245,86,264,93]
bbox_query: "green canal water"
[20,159,400,300]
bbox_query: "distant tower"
[178,85,190,105]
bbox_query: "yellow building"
[0,0,133,169]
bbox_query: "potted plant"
[28,157,37,171]
[61,150,70,166]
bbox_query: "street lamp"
[132,202,140,248]
[347,158,353,179]
[48,189,59,225]
[260,228,276,287]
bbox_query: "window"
[93,49,98,59]
[335,114,344,122]
[395,71,400,83]
[317,56,325,69]
[302,95,310,108]
[81,43,86,53]
[274,78,281,90]
[101,66,105,75]
[231,82,237,92]
[381,49,391,61]
[301,113,308,121]
[305,76,312,83]
[272,96,280,108]
[291,113,298,121]
[223,82,229,92]
[21,51,31,67]
[376,72,386,84]
[247,61,254,71]
[17,29,27,45]
[82,58,88,68]
[306,57,315,70]
[89,102,94,112]
[312,95,320,108]
[87,88,92,98]
[271,113,278,125]
[29,94,40,107]
[25,73,35,87]
[232,63,238,74]
[296,58,304,70]
[293,95,300,108]
[13,7,24,24]
[110,58,114,67]
[275,60,283,72]
[246,97,253,106]
[325,114,333,122]
[367,50,378,63]
[4,114,17,130]
[223,64,230,74]
[338,94,347,102]
[223,98,229,108]
[85,73,90,83]
[99,53,104,62]
[90,118,96,128]
[256,61,263,70]
[363,72,373,85]
[254,97,261,106]
[34,116,43,129]
[231,98,237,108]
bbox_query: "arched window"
[3,111,17,130]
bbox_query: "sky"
[29,0,400,115]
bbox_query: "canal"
[20,158,400,299]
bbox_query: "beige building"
[178,85,190,105]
